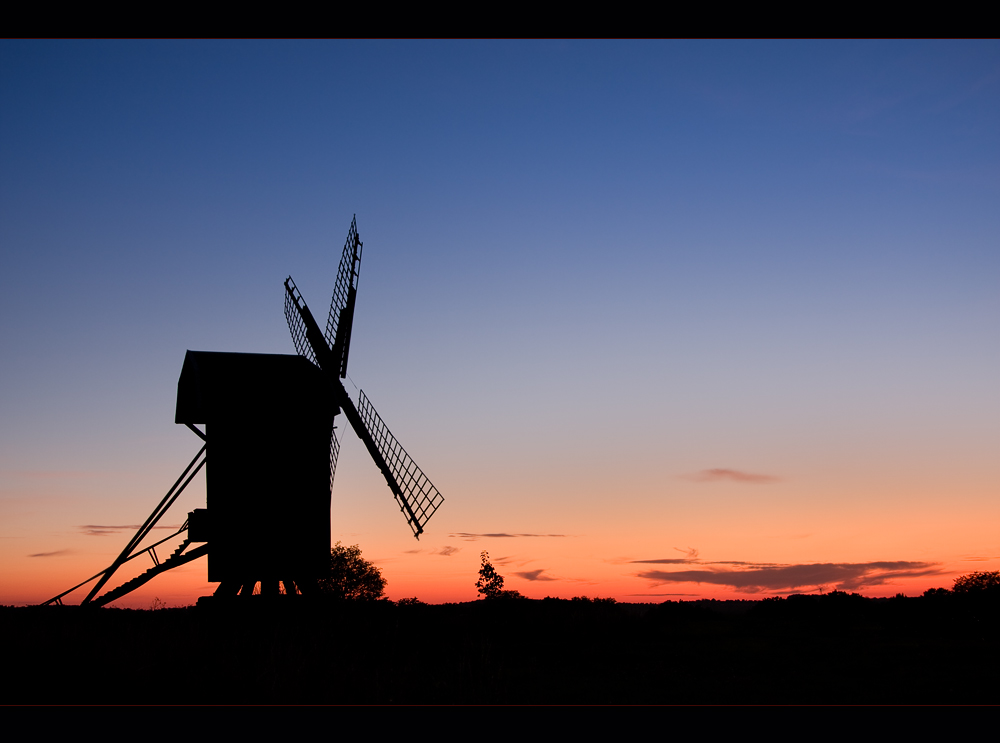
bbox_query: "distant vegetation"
[951,570,1000,595]
[318,542,386,601]
[8,579,1000,703]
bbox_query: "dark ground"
[5,592,998,704]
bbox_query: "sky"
[2,40,998,606]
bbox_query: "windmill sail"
[325,216,363,378]
[286,277,343,489]
[282,218,443,538]
[329,424,341,491]
[354,390,444,537]
[284,277,321,368]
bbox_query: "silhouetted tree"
[318,542,386,600]
[475,551,524,599]
[477,551,505,599]
[953,571,1000,595]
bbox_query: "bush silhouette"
[953,570,1000,595]
[318,542,386,600]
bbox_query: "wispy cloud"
[631,546,701,565]
[29,550,72,558]
[79,524,180,537]
[637,561,943,594]
[450,532,567,541]
[434,545,460,557]
[684,469,780,484]
[514,569,557,582]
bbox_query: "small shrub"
[319,542,387,601]
[953,571,1000,595]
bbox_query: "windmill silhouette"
[43,217,443,606]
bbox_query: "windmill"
[43,217,444,606]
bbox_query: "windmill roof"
[175,350,333,424]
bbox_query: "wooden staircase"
[92,541,209,607]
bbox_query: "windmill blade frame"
[329,424,341,491]
[325,215,363,378]
[282,218,444,539]
[355,390,444,538]
[284,277,321,368]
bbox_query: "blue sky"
[2,41,997,604]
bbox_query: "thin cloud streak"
[450,532,567,541]
[629,547,701,565]
[637,561,943,593]
[29,550,72,557]
[630,557,777,566]
[78,524,180,537]
[435,545,460,557]
[514,569,557,582]
[684,469,780,484]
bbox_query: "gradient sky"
[2,40,998,607]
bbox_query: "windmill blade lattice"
[286,277,343,492]
[284,277,318,367]
[325,216,363,378]
[329,425,341,491]
[357,390,444,537]
[283,218,444,539]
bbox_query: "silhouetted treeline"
[5,590,999,703]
